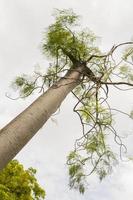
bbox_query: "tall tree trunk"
[0,65,84,170]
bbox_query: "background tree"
[0,9,133,193]
[0,160,45,200]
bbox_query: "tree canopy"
[11,9,133,193]
[0,160,45,200]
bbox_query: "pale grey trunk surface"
[0,66,84,170]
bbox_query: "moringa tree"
[0,9,133,193]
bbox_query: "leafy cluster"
[42,9,100,66]
[13,75,36,97]
[0,160,45,200]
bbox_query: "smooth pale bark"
[0,65,84,170]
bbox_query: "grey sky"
[0,0,133,199]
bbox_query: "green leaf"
[85,141,97,152]
[97,169,107,181]
[69,164,81,178]
[67,151,77,160]
[15,77,25,87]
[79,184,85,194]
[119,65,129,74]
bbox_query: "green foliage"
[121,45,133,82]
[42,9,100,64]
[67,144,117,193]
[14,75,36,97]
[79,98,112,126]
[85,133,105,153]
[0,160,45,200]
[119,65,133,82]
[123,46,133,61]
[68,160,85,193]
[15,77,25,86]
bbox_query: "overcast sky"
[0,0,133,199]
